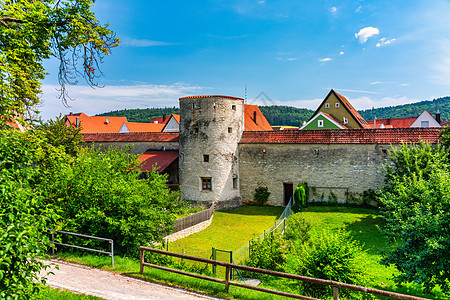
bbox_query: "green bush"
[293,182,309,212]
[253,186,271,206]
[285,214,313,245]
[245,233,287,278]
[39,146,185,257]
[294,230,371,299]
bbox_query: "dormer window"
[325,103,330,108]
[335,103,340,108]
[253,111,257,124]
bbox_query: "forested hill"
[97,107,180,122]
[98,96,450,126]
[359,96,450,121]
[98,105,314,127]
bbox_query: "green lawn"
[169,205,284,255]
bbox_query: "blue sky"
[40,0,450,120]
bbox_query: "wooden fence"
[139,247,431,300]
[172,203,214,234]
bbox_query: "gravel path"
[40,260,219,300]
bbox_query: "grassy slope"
[170,206,284,254]
[34,285,102,300]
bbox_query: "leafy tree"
[0,130,56,298]
[293,182,308,212]
[285,213,312,245]
[0,0,119,123]
[293,230,371,299]
[379,142,450,295]
[36,115,83,156]
[38,146,184,256]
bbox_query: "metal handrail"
[48,229,114,267]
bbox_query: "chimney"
[386,118,391,125]
[436,110,441,124]
[75,117,80,128]
[163,114,166,122]
[253,111,257,124]
[69,112,73,116]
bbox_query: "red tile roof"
[367,117,417,128]
[125,122,165,132]
[138,151,179,172]
[66,114,128,134]
[82,132,179,142]
[180,95,244,100]
[244,105,273,131]
[239,128,441,144]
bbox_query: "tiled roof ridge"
[333,90,369,126]
[239,128,441,144]
[180,95,244,100]
[83,132,179,142]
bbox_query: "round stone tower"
[179,95,244,210]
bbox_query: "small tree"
[294,230,371,298]
[253,186,271,206]
[293,182,309,212]
[285,214,313,245]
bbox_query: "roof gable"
[410,110,441,128]
[162,114,180,132]
[310,89,369,129]
[300,112,346,129]
[244,105,273,131]
[66,114,128,133]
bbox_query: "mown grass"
[33,285,102,300]
[170,205,284,254]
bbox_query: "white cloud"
[370,81,394,85]
[376,37,396,47]
[355,5,362,13]
[319,57,333,62]
[122,38,175,47]
[339,51,344,55]
[258,0,265,3]
[275,57,297,61]
[355,27,380,43]
[349,96,419,110]
[330,7,337,14]
[332,88,379,94]
[39,83,205,120]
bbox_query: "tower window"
[232,105,236,111]
[202,178,212,191]
[228,127,232,133]
[335,103,340,108]
[194,127,199,134]
[325,103,330,108]
[192,103,195,109]
[203,154,209,162]
[233,177,238,189]
[213,103,216,109]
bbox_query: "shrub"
[253,186,271,206]
[293,182,309,212]
[294,230,371,299]
[245,233,287,278]
[285,214,313,245]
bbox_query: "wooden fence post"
[333,286,339,300]
[139,248,144,274]
[225,266,231,292]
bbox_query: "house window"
[325,103,330,108]
[318,120,324,127]
[203,154,209,162]
[335,103,340,108]
[232,105,236,111]
[233,177,238,189]
[202,178,212,191]
[228,127,232,133]
[343,117,348,124]
[421,121,429,127]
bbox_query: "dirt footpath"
[40,260,219,300]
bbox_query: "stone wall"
[238,143,390,206]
